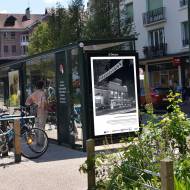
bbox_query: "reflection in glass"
[70,48,83,145]
[26,54,57,140]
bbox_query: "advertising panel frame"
[84,51,140,139]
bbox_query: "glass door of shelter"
[26,54,57,140]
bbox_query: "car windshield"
[154,88,170,95]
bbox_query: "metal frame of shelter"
[0,38,137,150]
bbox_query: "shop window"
[181,21,189,47]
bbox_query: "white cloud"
[0,10,8,13]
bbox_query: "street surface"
[0,144,87,190]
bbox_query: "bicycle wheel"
[21,128,48,159]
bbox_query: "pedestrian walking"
[25,80,48,145]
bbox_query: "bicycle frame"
[0,107,35,155]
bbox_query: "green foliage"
[83,0,134,39]
[80,92,190,189]
[29,1,85,55]
[29,0,135,55]
[175,176,190,190]
[28,22,53,55]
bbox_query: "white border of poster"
[90,56,139,136]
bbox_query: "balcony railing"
[180,0,188,7]
[143,7,166,26]
[143,43,167,59]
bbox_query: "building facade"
[87,0,190,90]
[0,8,48,62]
[122,0,190,90]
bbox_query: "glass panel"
[182,21,189,46]
[43,55,57,140]
[147,0,163,11]
[159,28,164,44]
[154,30,159,46]
[69,48,83,147]
[149,28,164,46]
[126,3,133,20]
[26,54,57,140]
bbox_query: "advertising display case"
[84,51,140,140]
[0,38,138,150]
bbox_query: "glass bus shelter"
[0,38,136,150]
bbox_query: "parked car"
[150,87,171,110]
[140,87,171,110]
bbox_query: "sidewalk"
[0,143,87,190]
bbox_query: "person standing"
[25,80,48,131]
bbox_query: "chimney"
[25,7,30,20]
[45,8,48,15]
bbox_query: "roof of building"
[0,12,47,30]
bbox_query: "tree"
[28,22,53,55]
[48,3,72,48]
[29,1,86,55]
[84,0,135,39]
[84,0,113,39]
[68,0,84,40]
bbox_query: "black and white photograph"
[91,56,139,136]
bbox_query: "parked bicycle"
[0,106,49,159]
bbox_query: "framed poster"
[8,70,20,107]
[88,52,139,136]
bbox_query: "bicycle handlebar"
[0,113,10,118]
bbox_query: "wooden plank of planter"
[86,139,95,190]
[160,158,174,190]
[13,120,21,163]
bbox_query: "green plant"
[175,176,190,190]
[80,92,190,189]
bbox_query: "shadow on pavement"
[32,143,87,163]
[0,143,87,166]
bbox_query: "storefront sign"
[90,54,139,136]
[172,57,181,66]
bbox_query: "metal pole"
[117,0,121,37]
[188,0,190,61]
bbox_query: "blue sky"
[0,0,88,14]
